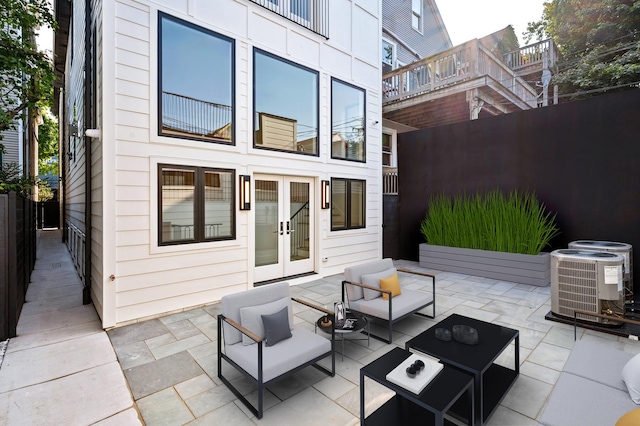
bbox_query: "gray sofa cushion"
[239,297,292,345]
[361,268,396,300]
[221,282,291,345]
[563,339,633,392]
[344,258,395,301]
[225,328,331,382]
[348,289,432,320]
[539,373,637,426]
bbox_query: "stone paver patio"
[108,259,640,425]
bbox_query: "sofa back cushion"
[239,297,292,345]
[361,268,397,300]
[344,258,395,301]
[221,281,291,345]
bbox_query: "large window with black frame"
[253,48,319,155]
[158,12,234,144]
[159,165,235,245]
[331,178,366,231]
[331,78,366,162]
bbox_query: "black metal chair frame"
[341,268,436,344]
[217,297,335,419]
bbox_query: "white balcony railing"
[382,39,538,108]
[504,39,557,71]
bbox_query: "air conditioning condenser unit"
[551,249,624,324]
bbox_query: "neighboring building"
[54,0,383,328]
[380,0,451,176]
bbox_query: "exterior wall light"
[321,180,330,209]
[239,175,251,210]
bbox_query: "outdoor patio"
[106,259,640,425]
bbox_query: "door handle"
[286,221,290,235]
[280,221,284,235]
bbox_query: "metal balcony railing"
[248,0,329,38]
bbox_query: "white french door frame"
[253,174,315,283]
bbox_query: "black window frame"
[253,48,320,157]
[330,77,366,163]
[157,12,235,145]
[330,177,366,231]
[158,164,236,246]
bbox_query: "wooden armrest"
[222,316,263,343]
[397,268,436,280]
[292,297,334,315]
[343,280,392,295]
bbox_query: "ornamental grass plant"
[420,190,560,255]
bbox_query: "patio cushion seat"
[342,258,435,343]
[225,328,331,382]
[562,339,632,392]
[348,289,432,321]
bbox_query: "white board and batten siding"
[89,0,384,327]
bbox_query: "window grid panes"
[254,49,319,155]
[331,78,366,162]
[331,178,366,231]
[159,13,234,144]
[160,165,235,245]
[412,0,422,31]
[382,40,395,74]
[382,133,392,167]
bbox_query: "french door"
[254,175,314,282]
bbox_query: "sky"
[435,0,546,46]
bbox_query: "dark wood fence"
[0,193,36,340]
[395,89,640,280]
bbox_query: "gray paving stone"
[124,351,204,400]
[108,319,169,348]
[137,388,194,425]
[114,340,156,370]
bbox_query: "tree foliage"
[525,0,640,99]
[0,0,56,137]
[38,107,58,175]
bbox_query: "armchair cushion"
[361,268,397,300]
[225,328,331,382]
[262,306,292,346]
[344,258,395,301]
[240,297,292,345]
[348,289,433,320]
[380,273,401,301]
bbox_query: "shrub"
[420,190,560,255]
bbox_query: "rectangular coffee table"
[360,347,474,425]
[406,314,519,425]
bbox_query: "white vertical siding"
[79,0,384,326]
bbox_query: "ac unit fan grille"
[556,260,600,322]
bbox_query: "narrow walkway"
[0,229,140,425]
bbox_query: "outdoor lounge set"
[217,259,436,418]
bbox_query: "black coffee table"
[406,314,519,425]
[360,347,474,425]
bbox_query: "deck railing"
[382,39,537,108]
[248,0,329,38]
[504,39,557,71]
[383,168,398,195]
[161,92,232,139]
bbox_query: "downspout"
[83,0,92,305]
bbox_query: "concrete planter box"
[419,243,550,286]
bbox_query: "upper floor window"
[331,178,366,231]
[331,78,365,162]
[159,164,235,245]
[158,13,234,144]
[412,0,423,32]
[382,132,393,167]
[382,39,396,74]
[254,49,319,155]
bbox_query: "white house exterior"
[55,0,383,328]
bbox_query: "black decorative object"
[452,324,479,345]
[435,327,452,341]
[406,365,417,378]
